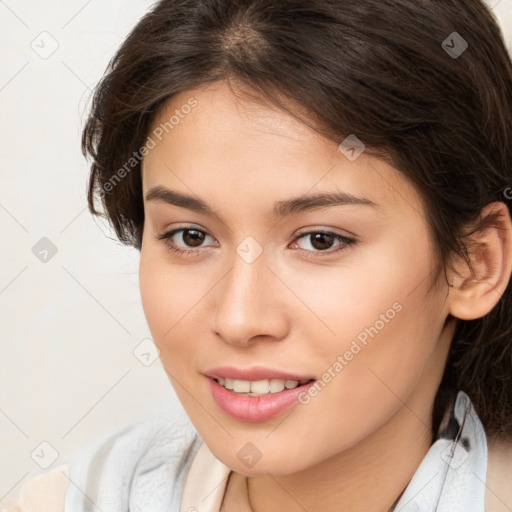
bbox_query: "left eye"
[293,231,352,252]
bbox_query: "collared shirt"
[1,388,490,512]
[179,388,488,512]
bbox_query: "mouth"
[213,376,315,397]
[206,375,317,422]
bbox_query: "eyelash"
[154,227,356,259]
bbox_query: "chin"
[207,439,314,476]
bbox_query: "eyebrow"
[145,185,378,218]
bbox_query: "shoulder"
[1,416,201,512]
[73,414,201,478]
[485,436,512,511]
[0,464,70,512]
[65,415,201,510]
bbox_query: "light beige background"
[0,0,511,504]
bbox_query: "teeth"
[251,379,276,394]
[285,379,299,389]
[216,377,311,396]
[233,380,251,393]
[269,380,285,393]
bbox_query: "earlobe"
[448,201,512,321]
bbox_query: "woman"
[4,0,512,510]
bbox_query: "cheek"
[312,275,445,428]
[138,244,212,379]
[280,239,433,358]
[139,246,188,346]
[284,293,445,470]
[138,251,168,339]
[299,245,444,417]
[139,238,189,326]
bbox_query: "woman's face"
[139,80,455,475]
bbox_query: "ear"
[448,201,512,320]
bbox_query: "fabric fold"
[63,390,488,512]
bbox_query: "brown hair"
[83,0,512,440]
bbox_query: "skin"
[138,80,512,512]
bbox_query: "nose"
[212,246,289,347]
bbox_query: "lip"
[204,366,315,382]
[207,376,316,422]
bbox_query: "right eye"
[155,227,217,257]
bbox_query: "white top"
[180,388,490,511]
[3,389,512,512]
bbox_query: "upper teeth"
[217,378,310,395]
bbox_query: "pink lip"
[204,366,315,381]
[207,377,316,422]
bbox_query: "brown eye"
[181,229,205,247]
[293,230,355,259]
[155,227,215,256]
[309,233,336,251]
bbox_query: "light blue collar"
[392,389,487,511]
[64,389,487,511]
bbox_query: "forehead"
[141,81,424,219]
[148,81,323,156]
